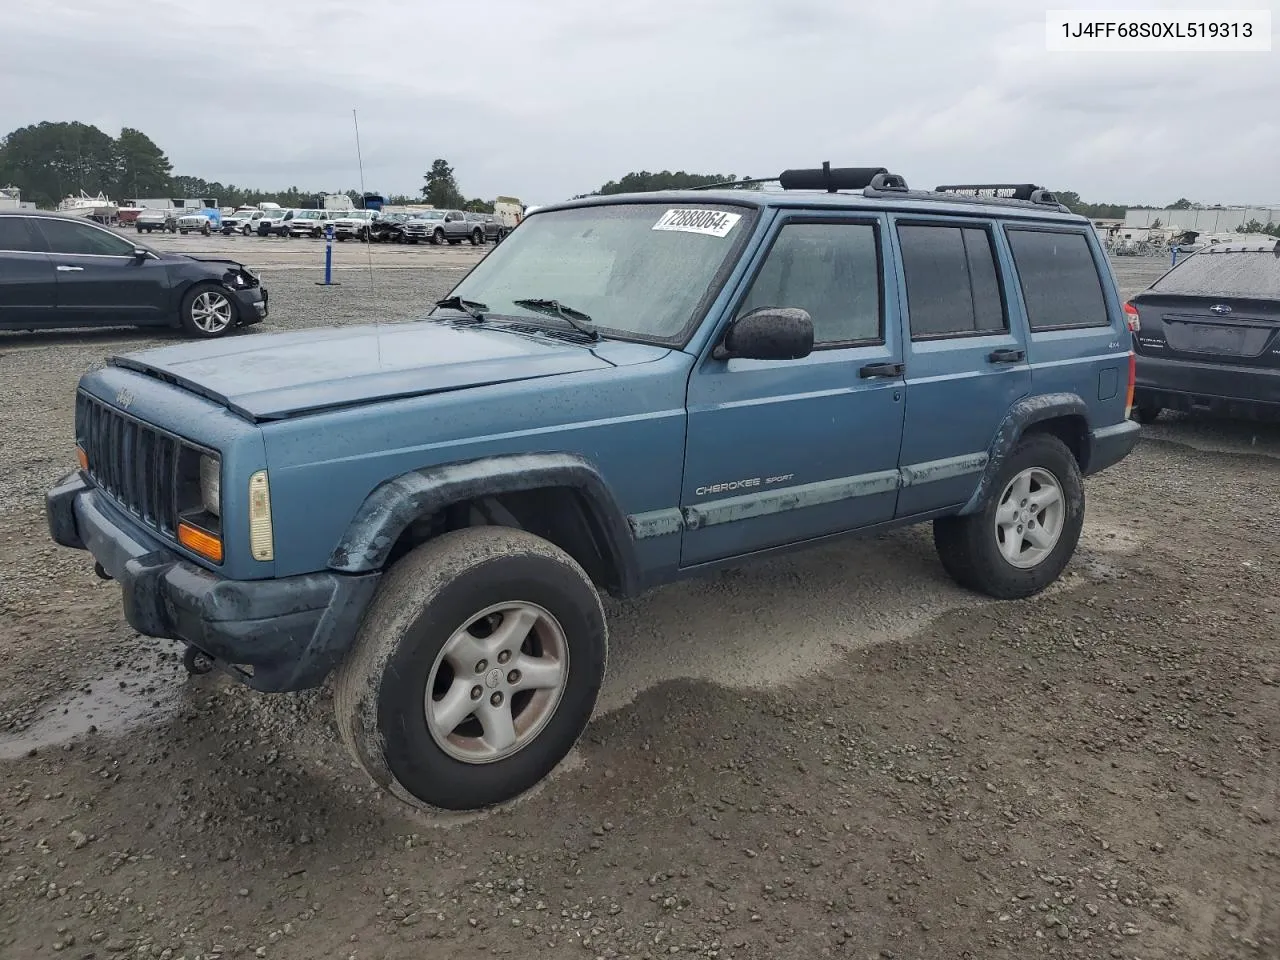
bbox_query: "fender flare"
[957,393,1091,515]
[327,452,641,595]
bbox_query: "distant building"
[1125,206,1280,232]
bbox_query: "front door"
[681,213,907,568]
[0,216,56,328]
[889,217,1032,516]
[32,217,169,325]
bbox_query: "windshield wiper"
[511,298,600,340]
[433,295,488,323]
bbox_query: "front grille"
[76,391,182,536]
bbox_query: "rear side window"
[897,223,1006,338]
[0,217,42,252]
[1150,250,1280,300]
[1006,228,1109,330]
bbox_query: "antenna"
[353,108,375,291]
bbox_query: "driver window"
[738,221,883,346]
[37,218,135,257]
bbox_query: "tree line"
[5,123,1275,236]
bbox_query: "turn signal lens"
[247,470,274,562]
[178,522,223,564]
[75,446,88,470]
[1123,301,1141,332]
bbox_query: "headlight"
[199,454,221,517]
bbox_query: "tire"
[136,225,143,233]
[470,228,482,246]
[333,527,608,811]
[179,283,237,338]
[1131,403,1162,424]
[932,433,1084,600]
[242,224,252,236]
[202,223,211,236]
[432,228,445,245]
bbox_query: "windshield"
[1152,249,1280,300]
[417,211,444,220]
[446,202,755,343]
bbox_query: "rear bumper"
[1085,419,1141,476]
[46,472,378,693]
[1135,354,1280,416]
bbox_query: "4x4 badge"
[115,389,134,409]
[1209,304,1232,315]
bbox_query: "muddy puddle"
[0,662,186,760]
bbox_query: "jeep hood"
[108,322,662,422]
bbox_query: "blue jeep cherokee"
[46,166,1140,811]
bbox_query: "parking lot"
[1,243,1277,960]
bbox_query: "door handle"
[988,348,1025,364]
[55,265,84,272]
[859,361,905,379]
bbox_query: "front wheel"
[333,527,607,811]
[932,433,1084,600]
[431,228,445,245]
[179,283,237,338]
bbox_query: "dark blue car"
[0,211,267,338]
[46,166,1139,811]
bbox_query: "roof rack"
[685,163,1072,212]
[934,183,1061,206]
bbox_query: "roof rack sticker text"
[653,208,742,238]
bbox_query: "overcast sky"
[4,0,1277,206]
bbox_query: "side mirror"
[715,307,814,361]
[133,248,150,261]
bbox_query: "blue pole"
[315,224,341,286]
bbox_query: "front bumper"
[232,285,268,326]
[1135,354,1280,417]
[46,473,378,693]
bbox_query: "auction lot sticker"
[653,208,742,238]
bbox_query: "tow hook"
[94,562,112,581]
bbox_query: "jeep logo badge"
[115,389,135,409]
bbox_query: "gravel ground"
[1,249,1278,960]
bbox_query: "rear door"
[1003,224,1128,427]
[681,212,906,567]
[0,216,57,328]
[33,217,170,325]
[1132,248,1280,378]
[889,216,1032,516]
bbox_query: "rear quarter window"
[1006,228,1110,330]
[1151,251,1280,300]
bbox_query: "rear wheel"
[333,527,607,811]
[470,228,483,245]
[179,283,237,338]
[932,433,1084,600]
